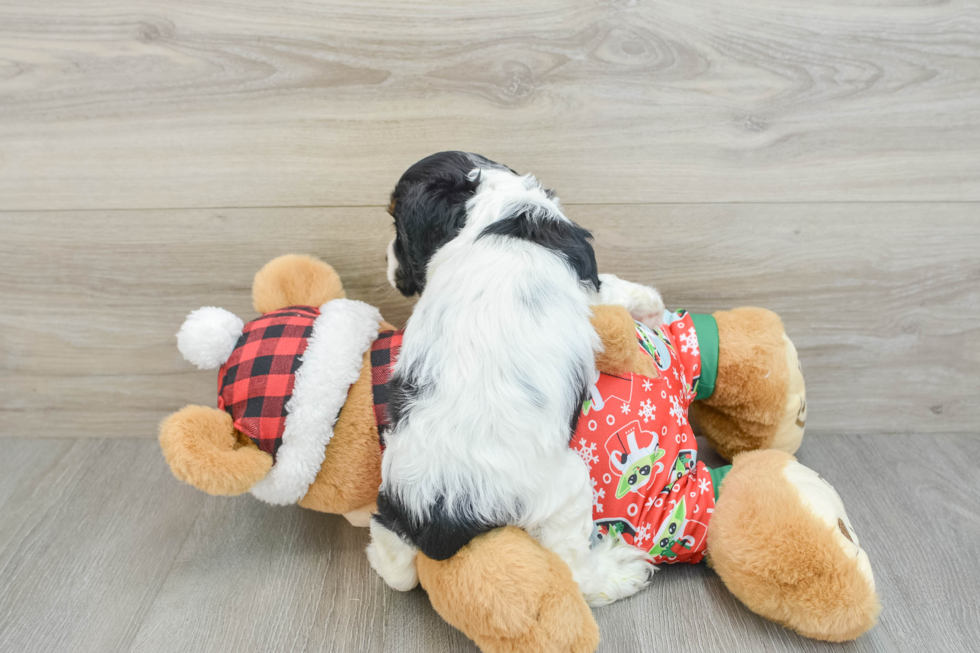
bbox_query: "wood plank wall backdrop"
[1,0,978,439]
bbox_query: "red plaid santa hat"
[176,298,382,505]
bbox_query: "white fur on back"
[380,169,601,528]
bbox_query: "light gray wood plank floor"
[0,434,976,653]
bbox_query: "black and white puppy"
[368,152,662,604]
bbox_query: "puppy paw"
[367,520,419,591]
[595,274,665,328]
[580,536,654,606]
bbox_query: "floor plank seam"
[3,200,980,214]
[121,490,209,653]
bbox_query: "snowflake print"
[698,477,712,495]
[642,378,653,392]
[591,477,605,514]
[576,438,599,470]
[620,402,631,415]
[635,523,651,545]
[639,399,656,423]
[679,326,699,357]
[673,367,679,381]
[669,395,688,426]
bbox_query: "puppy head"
[386,151,511,296]
[386,151,600,296]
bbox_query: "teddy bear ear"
[176,306,244,370]
[252,254,345,314]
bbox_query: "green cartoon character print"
[581,382,605,415]
[591,518,639,546]
[609,427,665,499]
[648,497,688,558]
[663,449,697,491]
[576,310,717,565]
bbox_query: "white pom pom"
[177,307,244,370]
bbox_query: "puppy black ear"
[390,235,424,297]
[479,211,601,292]
[389,151,484,295]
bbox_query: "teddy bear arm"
[158,405,273,496]
[591,304,657,377]
[690,307,806,460]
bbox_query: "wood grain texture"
[0,439,206,653]
[0,435,975,653]
[595,433,980,653]
[1,0,978,210]
[129,499,390,653]
[2,204,976,438]
[1,2,976,651]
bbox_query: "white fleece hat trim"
[250,298,382,505]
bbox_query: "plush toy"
[160,254,388,526]
[160,254,879,653]
[419,308,880,651]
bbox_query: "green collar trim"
[708,465,731,502]
[690,313,719,401]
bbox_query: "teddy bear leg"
[769,330,806,454]
[417,527,599,653]
[690,307,806,460]
[159,405,272,496]
[707,450,879,642]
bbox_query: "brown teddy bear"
[159,254,878,652]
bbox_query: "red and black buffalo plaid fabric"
[218,305,319,460]
[370,330,404,447]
